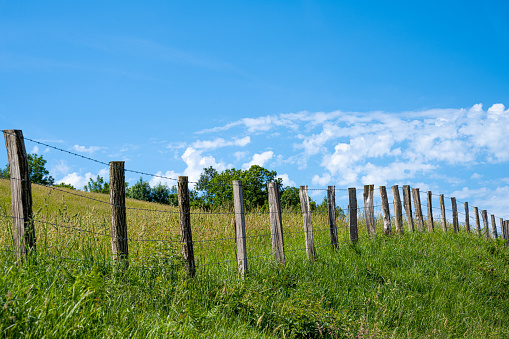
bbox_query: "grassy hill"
[0,178,508,338]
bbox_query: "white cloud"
[72,145,106,154]
[52,160,70,176]
[242,151,274,169]
[181,147,228,182]
[30,146,39,154]
[449,185,509,219]
[192,136,250,150]
[277,173,296,187]
[56,172,94,190]
[148,170,181,187]
[234,151,248,161]
[470,173,483,180]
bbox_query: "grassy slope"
[0,179,508,338]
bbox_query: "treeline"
[0,154,344,214]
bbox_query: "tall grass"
[0,179,508,338]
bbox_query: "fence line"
[1,129,507,274]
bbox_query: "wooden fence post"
[490,215,498,239]
[233,180,247,276]
[348,188,358,243]
[391,185,404,235]
[451,198,459,233]
[363,185,376,235]
[268,182,285,263]
[500,218,506,240]
[427,191,434,231]
[481,210,489,240]
[379,186,391,235]
[474,207,481,237]
[178,176,195,277]
[403,185,414,232]
[505,220,509,242]
[412,188,425,231]
[440,194,447,232]
[326,186,339,249]
[464,202,470,233]
[109,161,128,268]
[3,130,35,263]
[299,186,315,261]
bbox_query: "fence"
[2,129,509,276]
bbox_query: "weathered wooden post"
[451,198,459,233]
[379,186,391,235]
[474,207,481,237]
[109,161,128,268]
[178,176,195,277]
[363,185,376,235]
[326,186,339,249]
[3,130,35,263]
[268,182,285,263]
[233,180,248,276]
[464,202,470,233]
[440,194,447,232]
[426,191,434,231]
[481,210,489,240]
[299,186,315,261]
[412,188,425,231]
[403,185,414,232]
[500,218,506,240]
[505,220,509,242]
[348,188,358,243]
[490,215,498,239]
[391,185,404,235]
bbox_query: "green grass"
[0,179,508,338]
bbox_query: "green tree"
[0,165,8,179]
[84,175,109,193]
[280,186,301,210]
[196,165,282,210]
[0,154,55,185]
[195,166,218,205]
[54,182,76,190]
[151,183,170,204]
[168,185,178,206]
[126,177,151,201]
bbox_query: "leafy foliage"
[126,177,151,201]
[84,175,109,193]
[196,165,284,210]
[53,182,76,190]
[0,153,55,185]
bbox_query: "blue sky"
[1,1,508,220]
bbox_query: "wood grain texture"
[412,188,425,232]
[363,185,375,235]
[391,185,404,235]
[4,130,35,263]
[481,210,489,240]
[440,194,447,232]
[326,186,338,249]
[268,182,285,263]
[451,198,459,233]
[403,185,414,232]
[491,214,498,239]
[464,202,470,233]
[474,207,481,237]
[348,188,358,243]
[299,186,315,261]
[109,161,128,267]
[427,191,434,232]
[233,180,247,276]
[178,176,195,277]
[379,186,391,235]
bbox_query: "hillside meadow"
[0,178,509,338]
